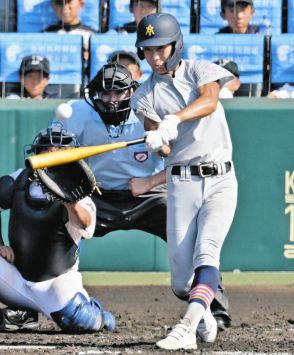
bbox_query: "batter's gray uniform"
[131,59,238,298]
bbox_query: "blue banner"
[184,34,264,84]
[271,35,294,83]
[200,0,282,35]
[0,33,83,84]
[17,0,100,32]
[89,33,151,81]
[108,0,132,30]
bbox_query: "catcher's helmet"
[135,13,183,70]
[25,123,79,156]
[84,63,138,138]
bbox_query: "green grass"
[82,271,294,286]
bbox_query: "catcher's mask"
[136,13,183,71]
[84,63,138,138]
[25,123,79,156]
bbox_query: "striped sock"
[181,266,219,332]
[189,283,215,308]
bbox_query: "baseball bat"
[25,137,146,170]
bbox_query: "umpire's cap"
[136,13,183,70]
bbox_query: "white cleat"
[197,315,218,343]
[156,319,197,350]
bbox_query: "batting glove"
[145,130,165,152]
[159,114,181,144]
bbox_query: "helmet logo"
[145,24,155,37]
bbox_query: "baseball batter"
[131,13,238,350]
[0,126,115,333]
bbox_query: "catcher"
[0,124,115,333]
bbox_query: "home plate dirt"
[1,285,293,354]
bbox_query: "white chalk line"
[77,352,292,355]
[0,345,56,349]
[0,347,291,355]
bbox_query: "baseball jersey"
[60,100,164,190]
[130,59,234,167]
[217,24,259,34]
[43,22,97,53]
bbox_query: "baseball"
[55,103,73,121]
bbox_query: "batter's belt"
[171,161,231,178]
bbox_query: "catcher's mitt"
[34,159,97,204]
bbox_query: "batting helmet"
[135,13,183,71]
[25,123,79,156]
[84,63,138,137]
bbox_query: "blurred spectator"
[214,59,241,98]
[6,55,52,100]
[107,50,143,82]
[267,84,294,99]
[218,0,259,34]
[115,0,159,33]
[43,0,98,83]
[0,0,16,32]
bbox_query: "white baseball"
[55,103,73,120]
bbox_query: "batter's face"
[221,4,254,33]
[143,44,173,74]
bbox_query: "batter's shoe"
[197,307,218,343]
[197,316,218,343]
[0,308,39,330]
[156,319,197,350]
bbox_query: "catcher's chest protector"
[9,169,78,282]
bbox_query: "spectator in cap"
[43,0,97,83]
[218,0,259,34]
[115,0,159,33]
[214,59,241,98]
[107,50,143,82]
[267,83,294,99]
[6,55,51,100]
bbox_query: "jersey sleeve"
[130,80,162,123]
[65,196,96,242]
[193,60,235,89]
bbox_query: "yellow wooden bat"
[25,137,146,170]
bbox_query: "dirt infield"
[1,284,294,354]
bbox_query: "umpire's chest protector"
[9,169,78,282]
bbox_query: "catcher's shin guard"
[51,292,116,332]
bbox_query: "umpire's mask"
[84,63,138,138]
